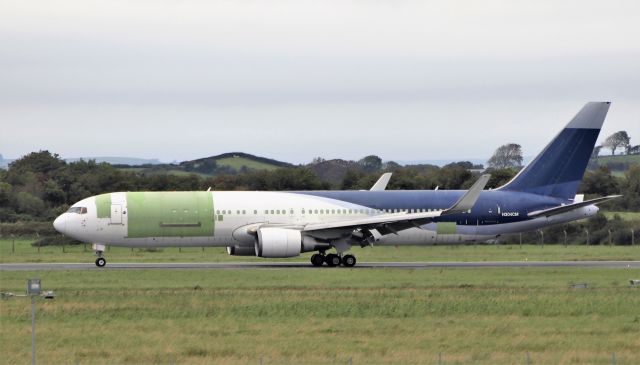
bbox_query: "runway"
[1,261,639,271]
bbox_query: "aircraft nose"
[53,215,66,234]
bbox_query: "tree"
[8,150,65,174]
[358,155,382,172]
[487,143,523,169]
[579,167,619,196]
[602,131,630,155]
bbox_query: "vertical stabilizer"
[499,102,610,200]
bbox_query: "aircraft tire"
[325,254,341,267]
[310,254,325,267]
[342,254,356,267]
[95,257,106,267]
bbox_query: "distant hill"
[116,152,292,176]
[65,156,163,165]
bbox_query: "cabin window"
[242,210,246,215]
[254,210,258,214]
[264,210,268,214]
[270,210,274,214]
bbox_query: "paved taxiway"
[1,261,639,271]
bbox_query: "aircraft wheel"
[310,254,325,267]
[95,257,106,267]
[342,254,356,267]
[325,254,341,267]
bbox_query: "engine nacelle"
[255,228,303,258]
[227,246,257,256]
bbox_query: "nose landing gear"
[95,257,106,267]
[93,244,107,267]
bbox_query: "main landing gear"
[310,253,357,268]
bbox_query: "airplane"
[53,102,620,267]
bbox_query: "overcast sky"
[1,0,638,164]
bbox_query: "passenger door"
[110,204,122,225]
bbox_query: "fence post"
[519,233,522,247]
[563,229,567,247]
[632,229,635,246]
[611,352,616,365]
[84,243,87,252]
[526,352,531,365]
[11,234,15,254]
[438,352,443,365]
[608,229,612,246]
[179,247,182,253]
[62,241,65,253]
[585,229,589,245]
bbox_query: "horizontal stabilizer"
[528,195,621,218]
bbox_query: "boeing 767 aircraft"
[54,102,619,267]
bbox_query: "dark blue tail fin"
[499,102,610,201]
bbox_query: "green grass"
[593,154,640,164]
[1,239,639,264]
[1,268,639,364]
[215,156,280,171]
[602,211,640,221]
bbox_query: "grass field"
[1,239,639,264]
[602,211,640,221]
[593,154,640,164]
[1,267,639,364]
[215,156,281,171]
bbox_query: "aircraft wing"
[527,195,622,218]
[302,175,490,238]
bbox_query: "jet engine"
[226,246,256,256]
[255,227,304,258]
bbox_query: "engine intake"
[256,228,303,258]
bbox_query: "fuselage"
[54,189,598,248]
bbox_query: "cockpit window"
[67,207,88,214]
